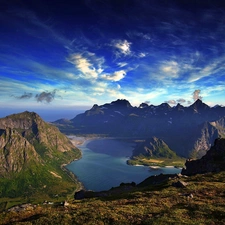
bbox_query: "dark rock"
[181,138,225,176]
[172,180,188,188]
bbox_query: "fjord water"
[66,138,181,191]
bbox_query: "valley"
[1,99,225,224]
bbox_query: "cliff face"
[0,111,81,197]
[181,138,225,176]
[0,128,40,176]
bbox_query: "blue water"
[66,138,181,191]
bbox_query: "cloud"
[117,62,128,68]
[17,92,33,99]
[11,92,33,100]
[193,90,202,101]
[111,39,132,57]
[35,90,57,103]
[177,98,186,104]
[67,52,104,79]
[160,61,180,78]
[101,70,126,82]
[188,56,225,83]
[165,100,176,105]
[127,31,151,40]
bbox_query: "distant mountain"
[54,99,225,157]
[182,138,225,175]
[132,137,177,159]
[0,111,81,198]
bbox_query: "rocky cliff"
[181,138,225,175]
[0,128,40,176]
[0,111,81,197]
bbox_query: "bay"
[66,138,181,191]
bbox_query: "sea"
[66,138,181,191]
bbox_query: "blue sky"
[1,0,225,120]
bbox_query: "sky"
[1,0,225,121]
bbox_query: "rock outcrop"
[181,138,225,175]
[0,128,40,175]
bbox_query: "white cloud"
[117,62,128,68]
[67,52,104,79]
[165,100,176,105]
[188,56,225,83]
[138,52,147,58]
[111,39,132,57]
[160,61,179,78]
[67,54,98,79]
[101,70,126,82]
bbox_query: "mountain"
[131,137,177,158]
[182,138,225,175]
[54,99,225,158]
[0,111,81,198]
[127,137,185,167]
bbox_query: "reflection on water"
[66,138,181,191]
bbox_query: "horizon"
[0,98,222,122]
[1,0,225,118]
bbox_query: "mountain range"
[0,111,81,198]
[54,99,225,158]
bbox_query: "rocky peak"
[139,103,149,108]
[111,99,132,108]
[0,111,43,130]
[175,103,185,111]
[189,99,210,112]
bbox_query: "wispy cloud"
[188,56,225,83]
[14,92,33,99]
[160,61,180,78]
[67,52,104,79]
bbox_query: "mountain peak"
[111,99,132,108]
[189,99,210,111]
[139,103,149,108]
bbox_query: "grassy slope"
[0,146,81,207]
[1,171,225,224]
[127,155,186,167]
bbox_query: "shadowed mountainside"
[54,99,225,158]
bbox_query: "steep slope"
[0,128,41,176]
[182,138,225,175]
[0,111,81,198]
[132,137,177,158]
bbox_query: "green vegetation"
[0,111,82,206]
[127,155,186,167]
[1,171,225,224]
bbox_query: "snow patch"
[114,111,125,116]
